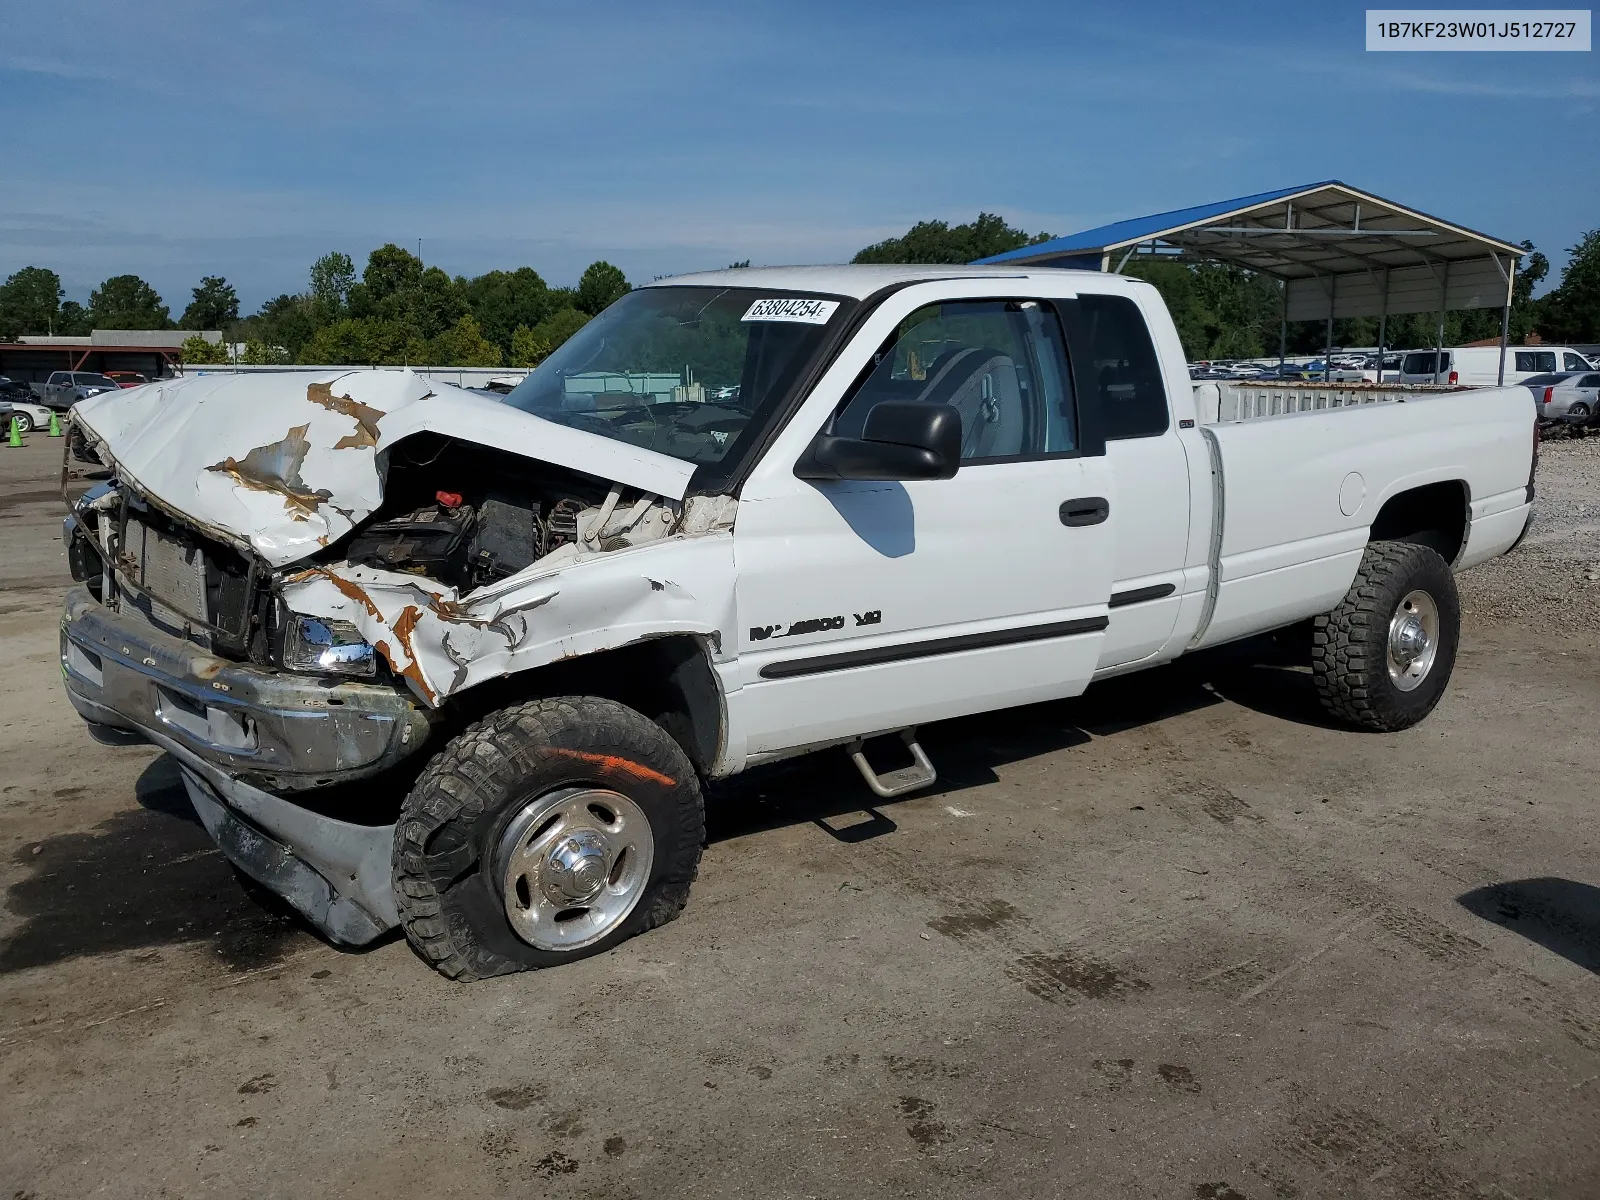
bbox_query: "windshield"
[76,374,119,388]
[502,286,848,467]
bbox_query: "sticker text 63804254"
[741,297,840,324]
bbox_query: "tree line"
[0,246,632,369]
[0,216,1595,368]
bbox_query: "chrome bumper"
[60,587,427,944]
[60,586,430,790]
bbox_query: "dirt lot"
[2,430,1598,1199]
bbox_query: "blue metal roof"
[972,181,1339,265]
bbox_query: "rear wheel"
[393,696,704,980]
[1569,402,1591,420]
[1311,541,1460,732]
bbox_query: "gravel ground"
[1458,435,1600,626]
[3,434,1599,1199]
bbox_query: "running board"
[847,729,937,798]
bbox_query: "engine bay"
[327,435,675,590]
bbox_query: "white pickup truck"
[61,265,1537,979]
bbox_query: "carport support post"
[1433,261,1450,383]
[1496,255,1517,387]
[1376,269,1389,382]
[1278,281,1287,366]
[1324,276,1336,377]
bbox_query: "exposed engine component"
[325,436,683,593]
[467,494,541,585]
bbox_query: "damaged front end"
[62,369,737,944]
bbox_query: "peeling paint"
[307,381,385,450]
[73,368,696,569]
[278,536,732,709]
[205,424,334,521]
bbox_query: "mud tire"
[393,696,703,980]
[1311,540,1460,732]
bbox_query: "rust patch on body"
[546,747,676,787]
[384,604,436,703]
[303,568,383,619]
[307,382,384,450]
[206,423,333,520]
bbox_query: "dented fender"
[279,534,738,706]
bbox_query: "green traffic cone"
[47,410,62,437]
[7,417,21,448]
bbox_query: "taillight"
[1544,387,1554,405]
[1448,371,1459,385]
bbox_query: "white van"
[1399,345,1596,387]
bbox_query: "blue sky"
[2,0,1594,313]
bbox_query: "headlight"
[283,615,377,677]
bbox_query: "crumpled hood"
[72,369,696,567]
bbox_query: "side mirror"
[795,401,962,482]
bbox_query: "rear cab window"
[1058,293,1169,439]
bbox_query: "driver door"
[728,291,1116,760]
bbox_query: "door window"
[1564,352,1590,371]
[833,300,1076,461]
[1582,375,1600,389]
[1516,351,1557,372]
[1059,294,1169,439]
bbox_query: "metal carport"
[973,181,1526,384]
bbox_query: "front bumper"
[60,587,430,790]
[60,587,432,944]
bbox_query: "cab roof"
[645,263,1116,300]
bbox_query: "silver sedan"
[1530,372,1600,420]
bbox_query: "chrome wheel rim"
[496,786,654,951]
[1387,589,1440,692]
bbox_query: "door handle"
[1059,497,1109,527]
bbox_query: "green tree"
[57,300,91,336]
[299,316,427,365]
[853,213,1053,265]
[89,275,171,329]
[399,266,469,339]
[465,268,554,353]
[1537,230,1600,343]
[242,339,292,365]
[309,251,356,312]
[508,324,554,367]
[428,314,503,366]
[532,307,590,352]
[362,244,424,303]
[576,261,630,315]
[0,266,64,338]
[180,275,239,330]
[180,334,230,364]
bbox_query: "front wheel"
[12,413,31,433]
[1311,540,1460,732]
[393,696,704,980]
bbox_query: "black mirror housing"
[795,401,962,482]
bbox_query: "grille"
[120,518,210,638]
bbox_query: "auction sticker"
[742,297,840,323]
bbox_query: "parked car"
[58,266,1541,979]
[1303,360,1366,383]
[1399,346,1595,386]
[0,374,34,402]
[1529,372,1600,421]
[4,398,56,433]
[42,371,123,409]
[104,371,148,389]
